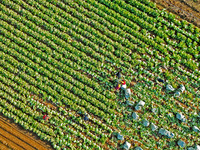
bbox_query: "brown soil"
[0,141,11,150]
[0,115,52,150]
[152,0,200,27]
[183,0,200,13]
[0,134,21,150]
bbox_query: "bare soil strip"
[152,0,200,27]
[0,134,23,150]
[182,0,200,13]
[0,142,12,150]
[0,126,36,150]
[0,115,52,150]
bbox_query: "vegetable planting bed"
[152,0,200,27]
[0,115,51,150]
[0,0,199,149]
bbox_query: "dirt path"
[0,126,34,150]
[0,141,11,150]
[0,134,22,150]
[0,115,52,150]
[152,0,200,27]
[182,0,200,13]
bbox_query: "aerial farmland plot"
[0,0,200,149]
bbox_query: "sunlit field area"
[0,0,200,149]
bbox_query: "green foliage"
[0,0,199,149]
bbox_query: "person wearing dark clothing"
[157,78,164,83]
[83,114,89,121]
[116,72,121,79]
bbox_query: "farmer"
[121,80,126,90]
[83,114,89,121]
[116,71,122,79]
[121,80,126,85]
[157,78,164,83]
[43,114,49,121]
[115,83,121,90]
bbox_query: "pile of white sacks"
[176,113,186,122]
[159,128,175,138]
[166,84,185,97]
[188,145,200,150]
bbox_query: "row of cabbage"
[0,65,114,149]
[0,0,200,149]
[2,0,200,78]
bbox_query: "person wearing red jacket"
[121,80,126,85]
[43,114,49,121]
[121,80,127,90]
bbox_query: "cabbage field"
[0,0,200,149]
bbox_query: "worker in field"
[116,69,122,83]
[115,83,121,90]
[121,80,126,85]
[121,80,126,90]
[157,78,165,83]
[83,113,89,121]
[43,114,49,121]
[116,71,122,79]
